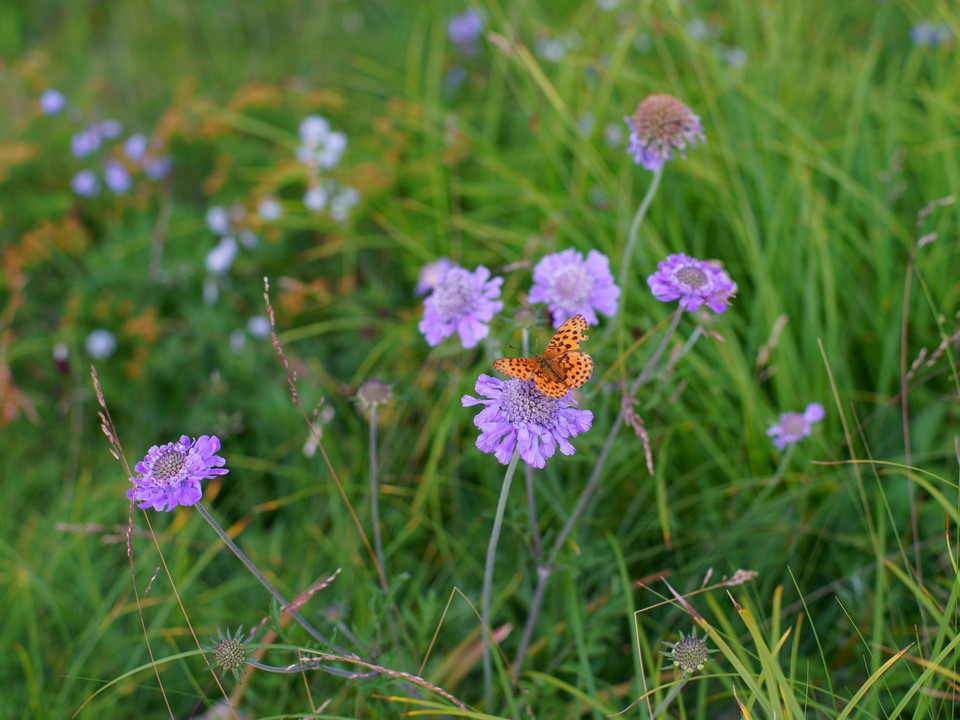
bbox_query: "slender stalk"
[650,672,690,719]
[513,310,685,674]
[619,166,663,294]
[194,502,347,656]
[605,166,664,342]
[482,449,521,710]
[369,406,386,587]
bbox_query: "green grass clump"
[1,0,959,718]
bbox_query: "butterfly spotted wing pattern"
[493,314,594,398]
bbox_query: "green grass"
[2,0,960,717]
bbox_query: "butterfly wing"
[543,314,588,359]
[493,357,537,380]
[532,369,570,398]
[557,352,593,390]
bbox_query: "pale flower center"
[780,414,805,437]
[550,265,592,306]
[675,265,708,291]
[433,270,474,316]
[152,446,187,483]
[500,379,558,425]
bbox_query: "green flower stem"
[195,501,345,656]
[606,165,664,342]
[620,166,663,290]
[482,448,521,710]
[513,310,685,676]
[650,671,690,719]
[751,442,797,508]
[369,406,387,586]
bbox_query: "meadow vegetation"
[1,1,959,718]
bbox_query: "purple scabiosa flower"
[71,128,101,158]
[39,89,65,115]
[415,257,456,296]
[911,20,952,46]
[647,253,735,314]
[97,119,123,139]
[71,169,100,197]
[247,315,271,339]
[625,94,705,172]
[299,115,331,147]
[206,206,230,235]
[257,196,283,222]
[142,156,173,180]
[528,248,620,327]
[104,160,131,194]
[330,186,360,222]
[85,328,117,358]
[124,133,148,160]
[766,403,825,451]
[448,8,484,55]
[127,435,228,512]
[205,237,239,276]
[419,263,503,348]
[461,374,593,469]
[303,185,328,211]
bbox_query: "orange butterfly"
[493,314,594,398]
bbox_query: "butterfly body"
[493,314,594,398]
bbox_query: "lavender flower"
[127,435,228,512]
[85,329,117,358]
[625,94,705,172]
[303,185,329,211]
[528,248,620,327]
[448,9,484,55]
[766,403,825,451]
[419,263,503,348]
[124,133,148,160]
[39,89,65,115]
[104,160,131,194]
[330,186,360,222]
[647,253,735,313]
[206,206,230,235]
[911,20,952,46]
[257,196,283,221]
[71,129,101,159]
[71,169,100,198]
[205,237,239,275]
[97,119,123,139]
[415,257,456,296]
[142,156,173,180]
[461,374,593,469]
[296,115,347,169]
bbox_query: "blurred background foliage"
[1,0,959,717]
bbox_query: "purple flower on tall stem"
[766,403,825,450]
[71,170,100,198]
[448,9,484,55]
[625,94,705,172]
[419,263,503,348]
[104,160,131,194]
[128,435,228,511]
[39,89,65,115]
[647,253,735,313]
[528,248,620,327]
[462,374,593,469]
[415,257,456,296]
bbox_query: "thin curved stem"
[514,310,685,673]
[605,166,664,342]
[482,449,521,710]
[619,167,663,293]
[195,502,347,656]
[369,406,386,587]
